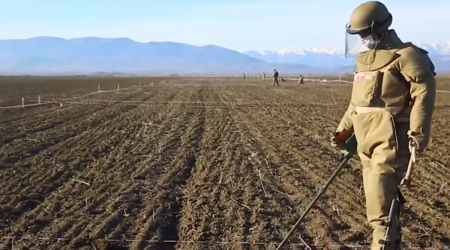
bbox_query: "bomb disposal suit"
[332,1,436,250]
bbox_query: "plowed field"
[0,76,449,250]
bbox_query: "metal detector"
[275,134,358,250]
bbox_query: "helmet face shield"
[345,22,374,58]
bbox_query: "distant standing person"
[263,72,266,81]
[272,69,279,86]
[243,73,246,80]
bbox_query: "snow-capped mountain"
[243,47,349,67]
[243,42,450,70]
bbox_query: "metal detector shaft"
[275,134,357,250]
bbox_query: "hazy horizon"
[1,0,449,52]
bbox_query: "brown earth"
[0,76,449,250]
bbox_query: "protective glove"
[330,132,346,149]
[407,130,427,153]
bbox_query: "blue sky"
[1,0,449,51]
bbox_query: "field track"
[0,76,449,250]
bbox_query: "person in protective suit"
[298,75,304,84]
[272,69,279,86]
[331,1,436,250]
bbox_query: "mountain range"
[0,36,449,75]
[0,37,309,75]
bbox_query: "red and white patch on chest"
[354,72,374,81]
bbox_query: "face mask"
[361,35,378,49]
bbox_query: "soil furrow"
[219,89,369,246]
[152,101,206,250]
[9,88,186,250]
[0,90,161,165]
[0,95,159,237]
[176,108,237,250]
[0,89,152,146]
[0,95,150,192]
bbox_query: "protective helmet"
[346,1,392,35]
